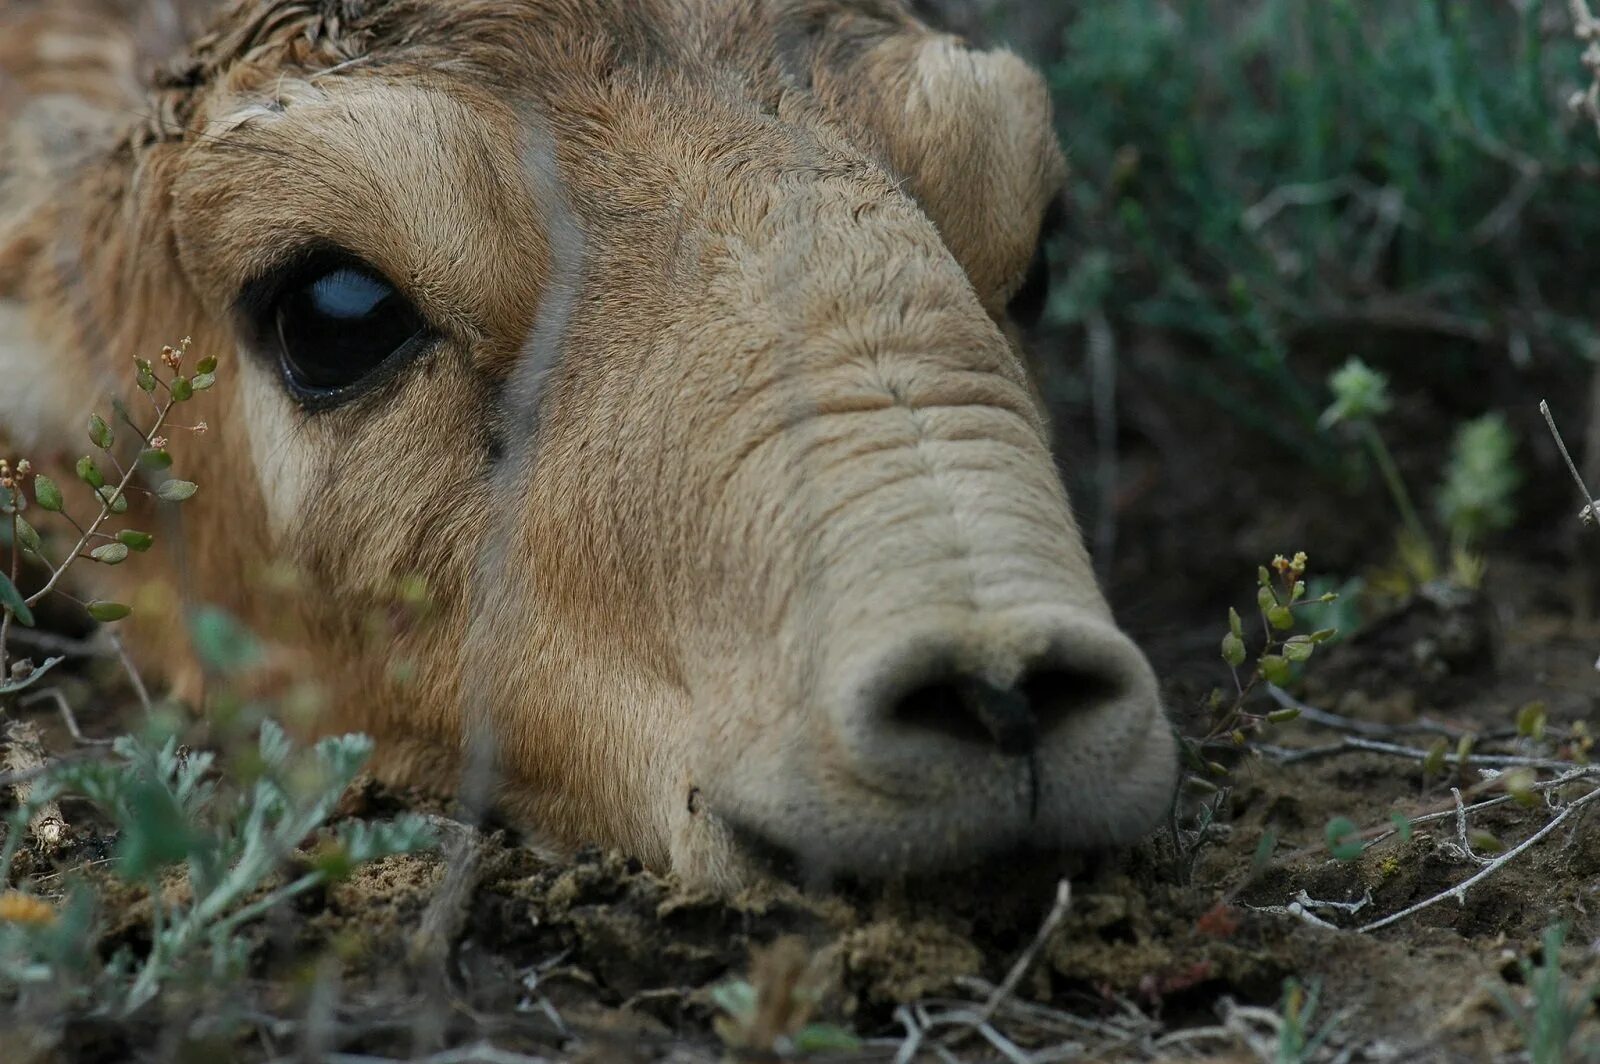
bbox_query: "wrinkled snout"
[669,186,1179,881]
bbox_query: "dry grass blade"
[980,878,1072,1024]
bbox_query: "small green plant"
[1437,413,1522,554]
[711,938,859,1056]
[1489,924,1600,1064]
[1,338,211,691]
[0,718,434,1014]
[1321,358,1426,536]
[1321,357,1520,591]
[1276,977,1335,1063]
[1,341,433,1017]
[1169,554,1338,882]
[1198,552,1337,761]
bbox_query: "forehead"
[169,4,912,287]
[166,0,1059,325]
[179,0,916,113]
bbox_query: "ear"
[795,19,1066,312]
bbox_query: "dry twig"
[1357,781,1600,933]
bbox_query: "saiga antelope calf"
[0,0,1178,888]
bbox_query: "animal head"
[0,0,1177,887]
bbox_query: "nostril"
[891,676,1036,755]
[890,667,1125,756]
[1019,667,1125,731]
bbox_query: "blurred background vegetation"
[921,0,1600,643]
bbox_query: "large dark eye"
[261,257,427,403]
[1008,199,1065,330]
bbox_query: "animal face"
[0,0,1177,887]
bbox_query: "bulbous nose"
[813,608,1174,853]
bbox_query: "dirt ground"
[5,348,1600,1062]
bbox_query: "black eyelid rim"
[234,242,438,412]
[235,241,402,330]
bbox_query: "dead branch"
[1356,781,1600,933]
[408,827,485,972]
[1266,685,1483,739]
[1261,733,1578,770]
[19,688,114,746]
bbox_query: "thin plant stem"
[1,508,18,681]
[25,398,176,608]
[1359,421,1432,560]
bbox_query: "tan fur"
[0,0,1176,887]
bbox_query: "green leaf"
[96,485,128,514]
[1422,737,1449,777]
[1325,817,1363,861]
[1259,654,1291,686]
[15,517,40,553]
[33,475,63,512]
[1267,706,1301,723]
[191,372,216,392]
[169,377,193,402]
[195,355,218,375]
[1515,701,1546,741]
[1469,829,1504,854]
[1282,635,1315,662]
[116,778,202,879]
[1249,828,1278,876]
[90,542,129,565]
[710,979,758,1023]
[158,480,198,502]
[258,718,294,770]
[117,530,154,552]
[1221,631,1246,668]
[0,571,36,627]
[188,606,263,675]
[136,363,157,392]
[1390,813,1413,842]
[0,655,64,694]
[87,413,113,450]
[792,1024,863,1053]
[1267,605,1295,631]
[1257,585,1277,613]
[86,600,132,622]
[76,455,105,489]
[139,448,173,471]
